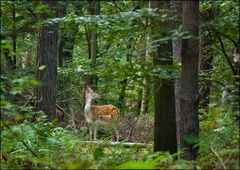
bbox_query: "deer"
[84,86,120,142]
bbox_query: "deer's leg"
[89,126,93,140]
[111,131,115,141]
[114,119,120,142]
[111,125,119,142]
[93,124,98,141]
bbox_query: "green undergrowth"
[1,104,239,169]
[1,76,239,169]
[1,108,152,169]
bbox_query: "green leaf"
[38,65,47,70]
[118,159,157,169]
[93,146,104,161]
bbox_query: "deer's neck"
[84,98,93,123]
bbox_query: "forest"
[1,0,239,169]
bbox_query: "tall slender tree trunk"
[140,5,150,114]
[140,76,149,114]
[118,53,131,109]
[57,2,80,125]
[153,1,177,154]
[58,33,75,67]
[118,78,127,109]
[86,0,100,90]
[58,3,76,67]
[179,1,200,160]
[35,1,58,121]
[170,0,182,152]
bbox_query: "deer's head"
[85,86,100,100]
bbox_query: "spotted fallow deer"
[84,86,120,141]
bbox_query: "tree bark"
[58,2,78,67]
[140,76,149,114]
[140,6,150,114]
[153,1,177,154]
[170,0,182,152]
[118,51,131,110]
[58,33,75,67]
[154,43,177,154]
[179,1,200,160]
[118,78,128,109]
[35,1,58,121]
[86,0,100,90]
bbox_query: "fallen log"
[84,141,152,148]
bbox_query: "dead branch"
[126,116,141,141]
[208,28,237,75]
[84,141,152,148]
[57,86,80,97]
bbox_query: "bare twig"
[57,86,80,97]
[56,97,80,103]
[26,7,37,19]
[126,116,141,141]
[23,94,35,107]
[56,105,81,123]
[199,75,225,87]
[213,29,237,48]
[210,29,237,75]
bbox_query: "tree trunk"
[57,2,80,124]
[35,1,58,121]
[179,1,200,160]
[140,9,150,115]
[86,0,100,90]
[140,76,149,114]
[170,0,182,152]
[58,2,77,67]
[118,52,131,110]
[153,0,177,154]
[154,42,177,154]
[118,78,128,109]
[58,34,75,67]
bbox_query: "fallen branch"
[84,141,152,148]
